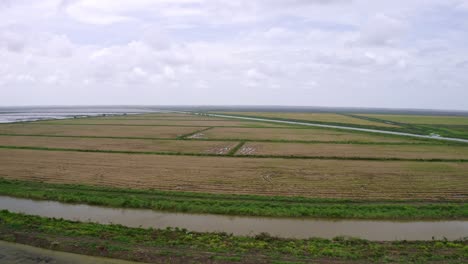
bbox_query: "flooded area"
[0,240,139,264]
[1,196,467,241]
[0,106,155,123]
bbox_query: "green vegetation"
[228,141,246,155]
[0,178,467,219]
[0,210,466,263]
[349,114,468,140]
[178,126,214,139]
[353,114,468,125]
[0,132,459,146]
[208,111,410,132]
[209,112,399,128]
[208,111,468,141]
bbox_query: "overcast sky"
[1,0,468,110]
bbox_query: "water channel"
[1,196,466,241]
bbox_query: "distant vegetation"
[351,113,468,140]
[210,111,468,140]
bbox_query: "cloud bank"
[1,0,467,110]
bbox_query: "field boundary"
[1,145,467,162]
[178,127,213,139]
[0,179,466,218]
[228,141,246,156]
[0,133,460,146]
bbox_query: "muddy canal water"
[1,196,467,241]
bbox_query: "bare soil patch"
[238,145,256,155]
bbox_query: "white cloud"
[0,0,467,109]
[162,65,176,80]
[0,30,25,52]
[246,68,267,80]
[456,0,468,10]
[132,67,147,77]
[357,13,408,46]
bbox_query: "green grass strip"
[177,127,214,139]
[0,133,460,146]
[1,211,466,263]
[0,179,466,219]
[1,145,467,162]
[227,141,245,156]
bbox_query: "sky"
[1,0,468,110]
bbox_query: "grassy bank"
[0,210,466,263]
[0,179,467,219]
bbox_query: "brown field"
[0,135,238,154]
[0,124,203,139]
[38,119,290,128]
[214,112,399,127]
[0,149,466,200]
[202,127,425,143]
[237,142,468,160]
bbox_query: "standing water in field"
[0,106,156,123]
[0,196,467,241]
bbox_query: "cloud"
[0,0,468,109]
[456,0,468,10]
[455,60,468,68]
[0,26,74,58]
[357,13,408,46]
[0,30,25,52]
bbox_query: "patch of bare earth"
[239,146,256,155]
[187,133,206,139]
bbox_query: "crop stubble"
[0,149,466,200]
[237,142,468,160]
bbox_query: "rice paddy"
[0,110,467,263]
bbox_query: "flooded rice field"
[0,106,155,123]
[1,196,467,241]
